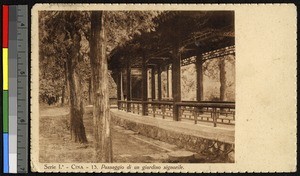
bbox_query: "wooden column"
[169,66,172,98]
[147,69,151,99]
[141,57,148,115]
[219,58,226,101]
[120,71,124,101]
[126,59,131,112]
[116,68,122,109]
[172,48,181,121]
[151,66,156,100]
[157,65,162,101]
[196,54,204,102]
[166,65,169,98]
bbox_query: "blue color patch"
[3,133,9,173]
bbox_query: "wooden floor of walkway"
[110,109,235,144]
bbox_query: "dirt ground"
[39,105,171,163]
[39,105,227,163]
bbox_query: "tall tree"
[39,11,88,143]
[64,12,88,143]
[90,11,112,162]
[89,11,159,162]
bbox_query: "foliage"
[39,11,89,103]
[181,64,197,101]
[175,55,235,101]
[39,11,159,103]
[105,11,159,54]
[39,55,65,103]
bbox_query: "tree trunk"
[219,58,226,101]
[64,61,69,105]
[90,11,112,163]
[88,77,92,104]
[65,20,88,143]
[62,62,66,106]
[66,55,88,143]
[61,85,65,106]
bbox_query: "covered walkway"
[109,11,235,128]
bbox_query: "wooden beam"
[166,65,169,98]
[147,68,151,100]
[172,47,181,121]
[157,66,162,101]
[151,67,156,100]
[121,71,124,101]
[219,58,226,101]
[126,59,131,112]
[116,69,121,100]
[116,69,122,109]
[146,25,233,59]
[196,54,204,102]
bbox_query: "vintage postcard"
[31,4,297,173]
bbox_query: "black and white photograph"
[37,9,235,164]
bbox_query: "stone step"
[167,150,196,163]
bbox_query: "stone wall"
[111,113,235,163]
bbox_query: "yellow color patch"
[3,48,8,90]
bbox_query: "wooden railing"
[109,98,118,105]
[177,101,235,127]
[117,100,235,127]
[145,101,173,119]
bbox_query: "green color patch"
[3,91,9,133]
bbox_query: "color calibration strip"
[3,5,9,173]
[16,5,29,173]
[2,5,28,173]
[9,5,18,173]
